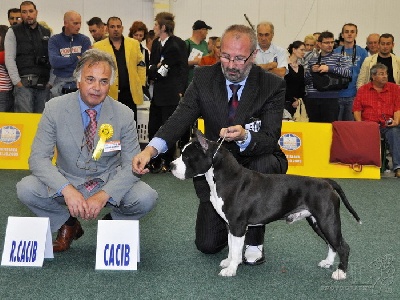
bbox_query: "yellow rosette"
[92,124,114,160]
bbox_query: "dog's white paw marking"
[332,269,347,280]
[219,266,237,277]
[318,259,333,269]
[220,258,231,268]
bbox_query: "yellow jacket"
[93,37,145,105]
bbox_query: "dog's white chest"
[205,169,228,224]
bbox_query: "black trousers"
[304,97,339,123]
[148,102,178,165]
[193,148,288,254]
[118,88,137,123]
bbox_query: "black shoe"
[102,213,113,220]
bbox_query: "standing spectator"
[5,1,51,113]
[146,12,188,172]
[207,36,218,53]
[128,21,150,69]
[285,41,306,117]
[353,63,400,178]
[87,17,107,42]
[0,25,14,112]
[48,11,91,98]
[146,30,156,54]
[199,37,221,66]
[365,33,380,56]
[302,33,320,71]
[7,8,22,26]
[357,34,400,88]
[93,17,145,122]
[185,20,212,86]
[304,31,351,123]
[254,21,288,77]
[334,23,367,121]
[129,20,151,99]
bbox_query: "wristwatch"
[237,129,249,145]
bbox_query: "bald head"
[64,11,82,36]
[366,33,380,55]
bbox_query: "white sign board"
[1,217,53,267]
[95,220,139,270]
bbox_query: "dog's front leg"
[219,233,245,277]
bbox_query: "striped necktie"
[84,109,97,151]
[228,84,240,125]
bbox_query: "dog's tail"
[325,179,362,225]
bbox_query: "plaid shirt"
[353,82,400,126]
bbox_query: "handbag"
[311,53,351,92]
[329,121,381,172]
[293,98,309,122]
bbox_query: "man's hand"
[132,146,158,175]
[85,190,109,220]
[220,125,246,142]
[62,184,88,219]
[16,81,23,88]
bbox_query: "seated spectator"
[353,63,400,178]
[199,37,220,66]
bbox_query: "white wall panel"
[0,0,399,53]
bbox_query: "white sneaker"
[243,245,265,265]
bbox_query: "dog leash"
[213,133,227,159]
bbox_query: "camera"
[35,56,50,67]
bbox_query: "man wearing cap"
[185,20,212,86]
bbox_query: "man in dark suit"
[133,25,287,265]
[147,12,188,172]
[17,49,158,252]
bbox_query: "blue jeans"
[338,97,354,121]
[14,85,50,113]
[381,126,400,171]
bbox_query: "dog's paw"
[220,258,231,268]
[331,269,347,280]
[318,259,333,269]
[219,266,237,277]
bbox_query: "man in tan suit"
[357,33,400,88]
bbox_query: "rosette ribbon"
[92,124,113,160]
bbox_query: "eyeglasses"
[220,50,254,65]
[8,17,21,20]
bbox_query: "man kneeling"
[17,49,158,252]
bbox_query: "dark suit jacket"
[148,35,188,106]
[156,62,286,158]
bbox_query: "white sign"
[1,217,53,267]
[95,220,139,270]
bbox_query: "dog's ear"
[195,130,209,151]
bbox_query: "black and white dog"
[170,131,361,280]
